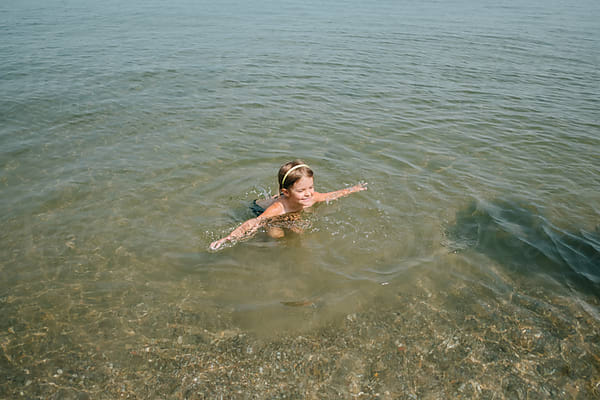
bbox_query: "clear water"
[2,0,599,397]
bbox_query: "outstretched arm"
[209,202,284,250]
[209,217,265,250]
[314,182,367,202]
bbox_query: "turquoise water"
[2,0,599,397]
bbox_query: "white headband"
[281,164,309,187]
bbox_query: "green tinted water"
[1,0,599,397]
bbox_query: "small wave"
[444,197,600,296]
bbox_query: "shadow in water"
[445,197,600,297]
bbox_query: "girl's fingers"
[209,239,224,250]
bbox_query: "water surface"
[1,0,599,397]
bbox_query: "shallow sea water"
[1,0,599,398]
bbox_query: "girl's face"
[284,176,315,208]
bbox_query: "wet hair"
[278,160,314,192]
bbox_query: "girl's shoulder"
[259,199,286,218]
[312,191,326,202]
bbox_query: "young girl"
[209,160,366,250]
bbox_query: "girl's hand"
[209,237,229,251]
[351,182,368,192]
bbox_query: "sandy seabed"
[2,275,599,400]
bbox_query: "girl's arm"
[209,202,284,250]
[314,182,367,202]
[209,217,263,250]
